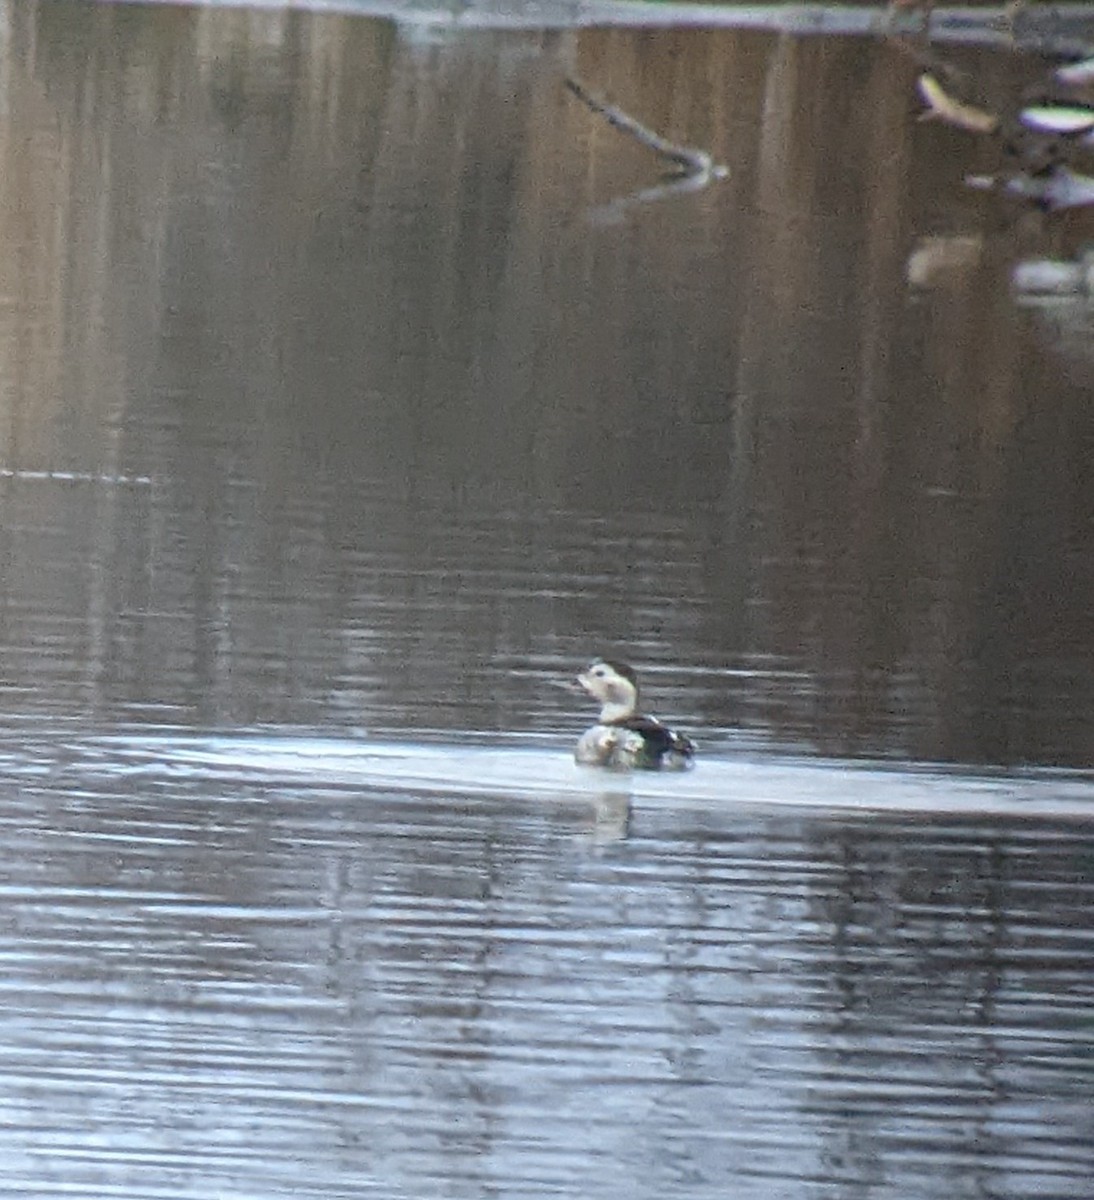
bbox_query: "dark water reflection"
[0,3,1092,1198]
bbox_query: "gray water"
[0,2,1092,1197]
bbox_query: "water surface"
[2,732,1092,1198]
[0,3,1091,1198]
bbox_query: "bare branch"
[565,77,727,180]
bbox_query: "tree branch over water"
[563,77,727,221]
[564,77,727,181]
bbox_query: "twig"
[565,77,727,180]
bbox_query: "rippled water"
[0,2,1092,1197]
[2,733,1092,1198]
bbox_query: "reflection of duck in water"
[575,658,695,771]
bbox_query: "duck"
[574,658,695,770]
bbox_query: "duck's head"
[577,658,639,723]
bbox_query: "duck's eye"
[592,665,607,678]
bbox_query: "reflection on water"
[1,734,1091,1199]
[0,1,1089,764]
[0,4,1091,1199]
